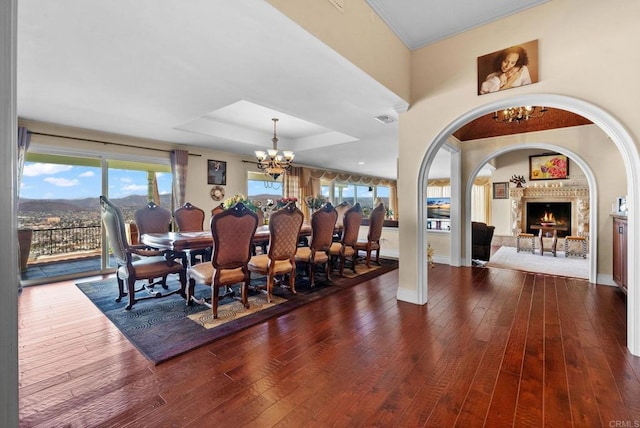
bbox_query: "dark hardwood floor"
[18,264,640,427]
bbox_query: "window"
[19,152,172,279]
[247,171,283,206]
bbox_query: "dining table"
[140,223,315,252]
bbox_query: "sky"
[20,162,173,200]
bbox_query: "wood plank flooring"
[18,264,640,427]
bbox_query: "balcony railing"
[28,225,102,259]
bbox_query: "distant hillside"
[18,194,173,212]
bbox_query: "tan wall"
[398,0,640,294]
[267,0,411,103]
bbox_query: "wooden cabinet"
[612,215,628,293]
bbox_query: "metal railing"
[29,225,102,258]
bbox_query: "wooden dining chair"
[174,202,210,265]
[329,202,363,276]
[187,202,259,318]
[356,202,385,268]
[134,201,172,237]
[295,203,337,286]
[248,202,304,302]
[100,196,187,310]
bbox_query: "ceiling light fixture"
[254,118,295,180]
[492,106,547,124]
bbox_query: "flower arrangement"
[509,174,526,188]
[223,193,258,212]
[304,194,327,211]
[275,197,298,209]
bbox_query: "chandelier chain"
[255,118,295,180]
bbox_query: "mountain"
[18,194,173,212]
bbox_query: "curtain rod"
[29,131,201,157]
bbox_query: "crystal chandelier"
[254,118,295,180]
[492,106,547,124]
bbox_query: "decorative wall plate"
[210,185,225,201]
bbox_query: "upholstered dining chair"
[356,202,385,268]
[187,202,259,318]
[100,196,187,310]
[134,201,172,237]
[211,203,225,218]
[174,202,210,265]
[295,203,337,286]
[329,203,363,276]
[248,202,304,302]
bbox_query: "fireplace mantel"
[509,186,589,236]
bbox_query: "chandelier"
[254,118,295,180]
[492,106,547,124]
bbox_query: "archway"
[418,93,640,355]
[464,144,598,283]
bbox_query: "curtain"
[17,126,31,193]
[389,184,398,220]
[284,166,303,201]
[170,149,188,210]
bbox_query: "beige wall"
[267,0,411,103]
[398,0,640,297]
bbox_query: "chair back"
[309,203,338,252]
[211,202,259,270]
[341,203,363,246]
[211,203,225,217]
[367,202,386,241]
[268,202,304,261]
[134,201,172,235]
[174,202,205,232]
[335,201,352,227]
[100,196,129,265]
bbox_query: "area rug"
[485,246,589,279]
[76,258,397,364]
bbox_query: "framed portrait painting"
[529,154,569,181]
[207,160,227,185]
[477,39,539,95]
[492,182,509,199]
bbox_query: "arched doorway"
[418,93,640,354]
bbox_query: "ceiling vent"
[374,115,396,124]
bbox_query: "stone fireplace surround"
[509,186,590,238]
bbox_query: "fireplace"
[509,186,589,238]
[526,202,572,237]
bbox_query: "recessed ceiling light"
[374,115,396,124]
[358,161,365,165]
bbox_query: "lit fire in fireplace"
[540,211,556,225]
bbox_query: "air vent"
[374,115,396,124]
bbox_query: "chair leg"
[125,278,136,310]
[116,276,126,303]
[212,284,219,319]
[289,269,296,294]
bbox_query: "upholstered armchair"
[471,221,495,261]
[134,201,172,237]
[100,196,187,310]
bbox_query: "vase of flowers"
[304,194,327,213]
[274,197,298,210]
[223,193,258,212]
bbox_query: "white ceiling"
[17,0,546,180]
